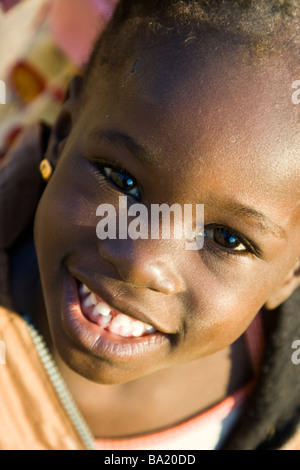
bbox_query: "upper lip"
[68,268,175,336]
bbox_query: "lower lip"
[61,273,170,364]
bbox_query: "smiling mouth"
[60,273,171,366]
[78,283,157,338]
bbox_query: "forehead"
[82,34,300,213]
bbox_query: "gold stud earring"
[39,159,53,182]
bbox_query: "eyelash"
[92,161,142,200]
[203,226,259,258]
[91,161,260,258]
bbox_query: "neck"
[52,336,252,439]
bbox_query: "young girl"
[1,0,300,450]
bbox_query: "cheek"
[183,296,259,361]
[34,156,98,276]
[179,257,274,359]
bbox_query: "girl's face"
[34,36,300,384]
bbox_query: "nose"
[98,238,184,295]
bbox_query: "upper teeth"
[80,284,91,295]
[94,302,111,317]
[79,283,156,338]
[83,293,97,308]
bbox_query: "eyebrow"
[89,127,287,240]
[217,199,287,239]
[89,127,156,166]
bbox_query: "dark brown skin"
[33,33,300,438]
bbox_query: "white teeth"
[99,314,112,326]
[111,314,131,328]
[132,321,146,337]
[83,293,97,308]
[145,324,154,331]
[109,315,153,338]
[109,314,132,337]
[93,302,111,317]
[80,284,91,295]
[80,284,156,338]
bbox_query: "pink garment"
[48,0,119,66]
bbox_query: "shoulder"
[224,287,300,449]
[0,305,87,450]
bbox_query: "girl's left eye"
[103,167,141,199]
[204,227,247,252]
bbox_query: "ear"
[264,258,300,310]
[44,75,83,168]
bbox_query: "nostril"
[98,240,184,295]
[148,285,177,295]
[147,276,183,295]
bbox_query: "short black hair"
[83,0,300,89]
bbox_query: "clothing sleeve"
[0,305,89,449]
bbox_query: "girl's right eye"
[102,166,141,200]
[204,227,247,253]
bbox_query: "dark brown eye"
[103,167,140,199]
[205,228,246,252]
